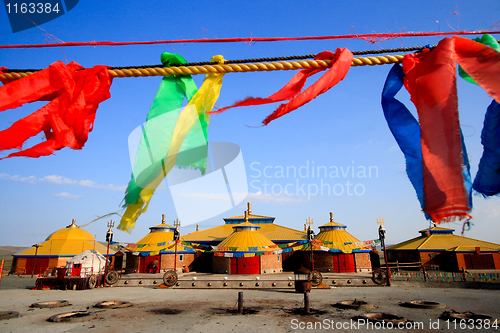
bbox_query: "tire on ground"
[47,311,98,323]
[0,311,20,320]
[94,301,132,309]
[30,300,70,309]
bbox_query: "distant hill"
[0,246,29,274]
[0,246,29,257]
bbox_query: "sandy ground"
[1,275,499,333]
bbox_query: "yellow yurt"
[183,202,306,271]
[11,219,113,275]
[304,213,371,273]
[387,226,500,271]
[125,215,196,273]
[213,212,282,274]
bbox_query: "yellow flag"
[119,55,226,232]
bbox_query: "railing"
[391,270,500,283]
[385,261,423,272]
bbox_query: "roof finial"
[376,216,384,226]
[196,225,199,232]
[67,219,77,228]
[329,212,333,222]
[162,214,165,224]
[305,217,313,229]
[244,210,249,223]
[247,202,252,215]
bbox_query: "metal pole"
[0,260,4,288]
[382,237,391,287]
[104,221,114,287]
[31,244,39,278]
[174,241,178,273]
[104,240,110,287]
[310,242,315,271]
[304,291,310,313]
[238,291,244,314]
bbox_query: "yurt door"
[338,254,355,273]
[333,254,356,273]
[237,257,260,274]
[231,257,260,274]
[25,257,49,275]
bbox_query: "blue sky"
[0,0,499,247]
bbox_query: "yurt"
[11,219,114,275]
[212,211,282,274]
[387,226,500,271]
[183,202,306,271]
[303,213,372,273]
[65,250,107,277]
[125,215,197,273]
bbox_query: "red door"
[141,255,160,273]
[344,254,356,272]
[230,257,260,274]
[230,258,238,274]
[465,254,495,269]
[25,257,49,275]
[332,255,339,272]
[71,264,82,276]
[333,254,355,273]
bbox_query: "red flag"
[212,49,353,125]
[0,61,112,159]
[401,37,500,222]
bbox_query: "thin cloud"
[42,175,77,185]
[0,172,126,192]
[54,192,82,199]
[0,173,38,183]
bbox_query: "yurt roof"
[44,219,95,242]
[183,203,306,244]
[129,217,192,253]
[217,222,276,250]
[14,220,114,257]
[387,228,500,251]
[315,213,361,251]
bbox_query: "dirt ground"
[0,275,499,333]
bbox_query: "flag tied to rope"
[382,36,500,222]
[211,48,353,125]
[118,53,226,232]
[0,61,112,159]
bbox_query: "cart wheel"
[106,271,120,285]
[163,270,178,287]
[309,270,323,286]
[87,275,98,289]
[372,268,388,285]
